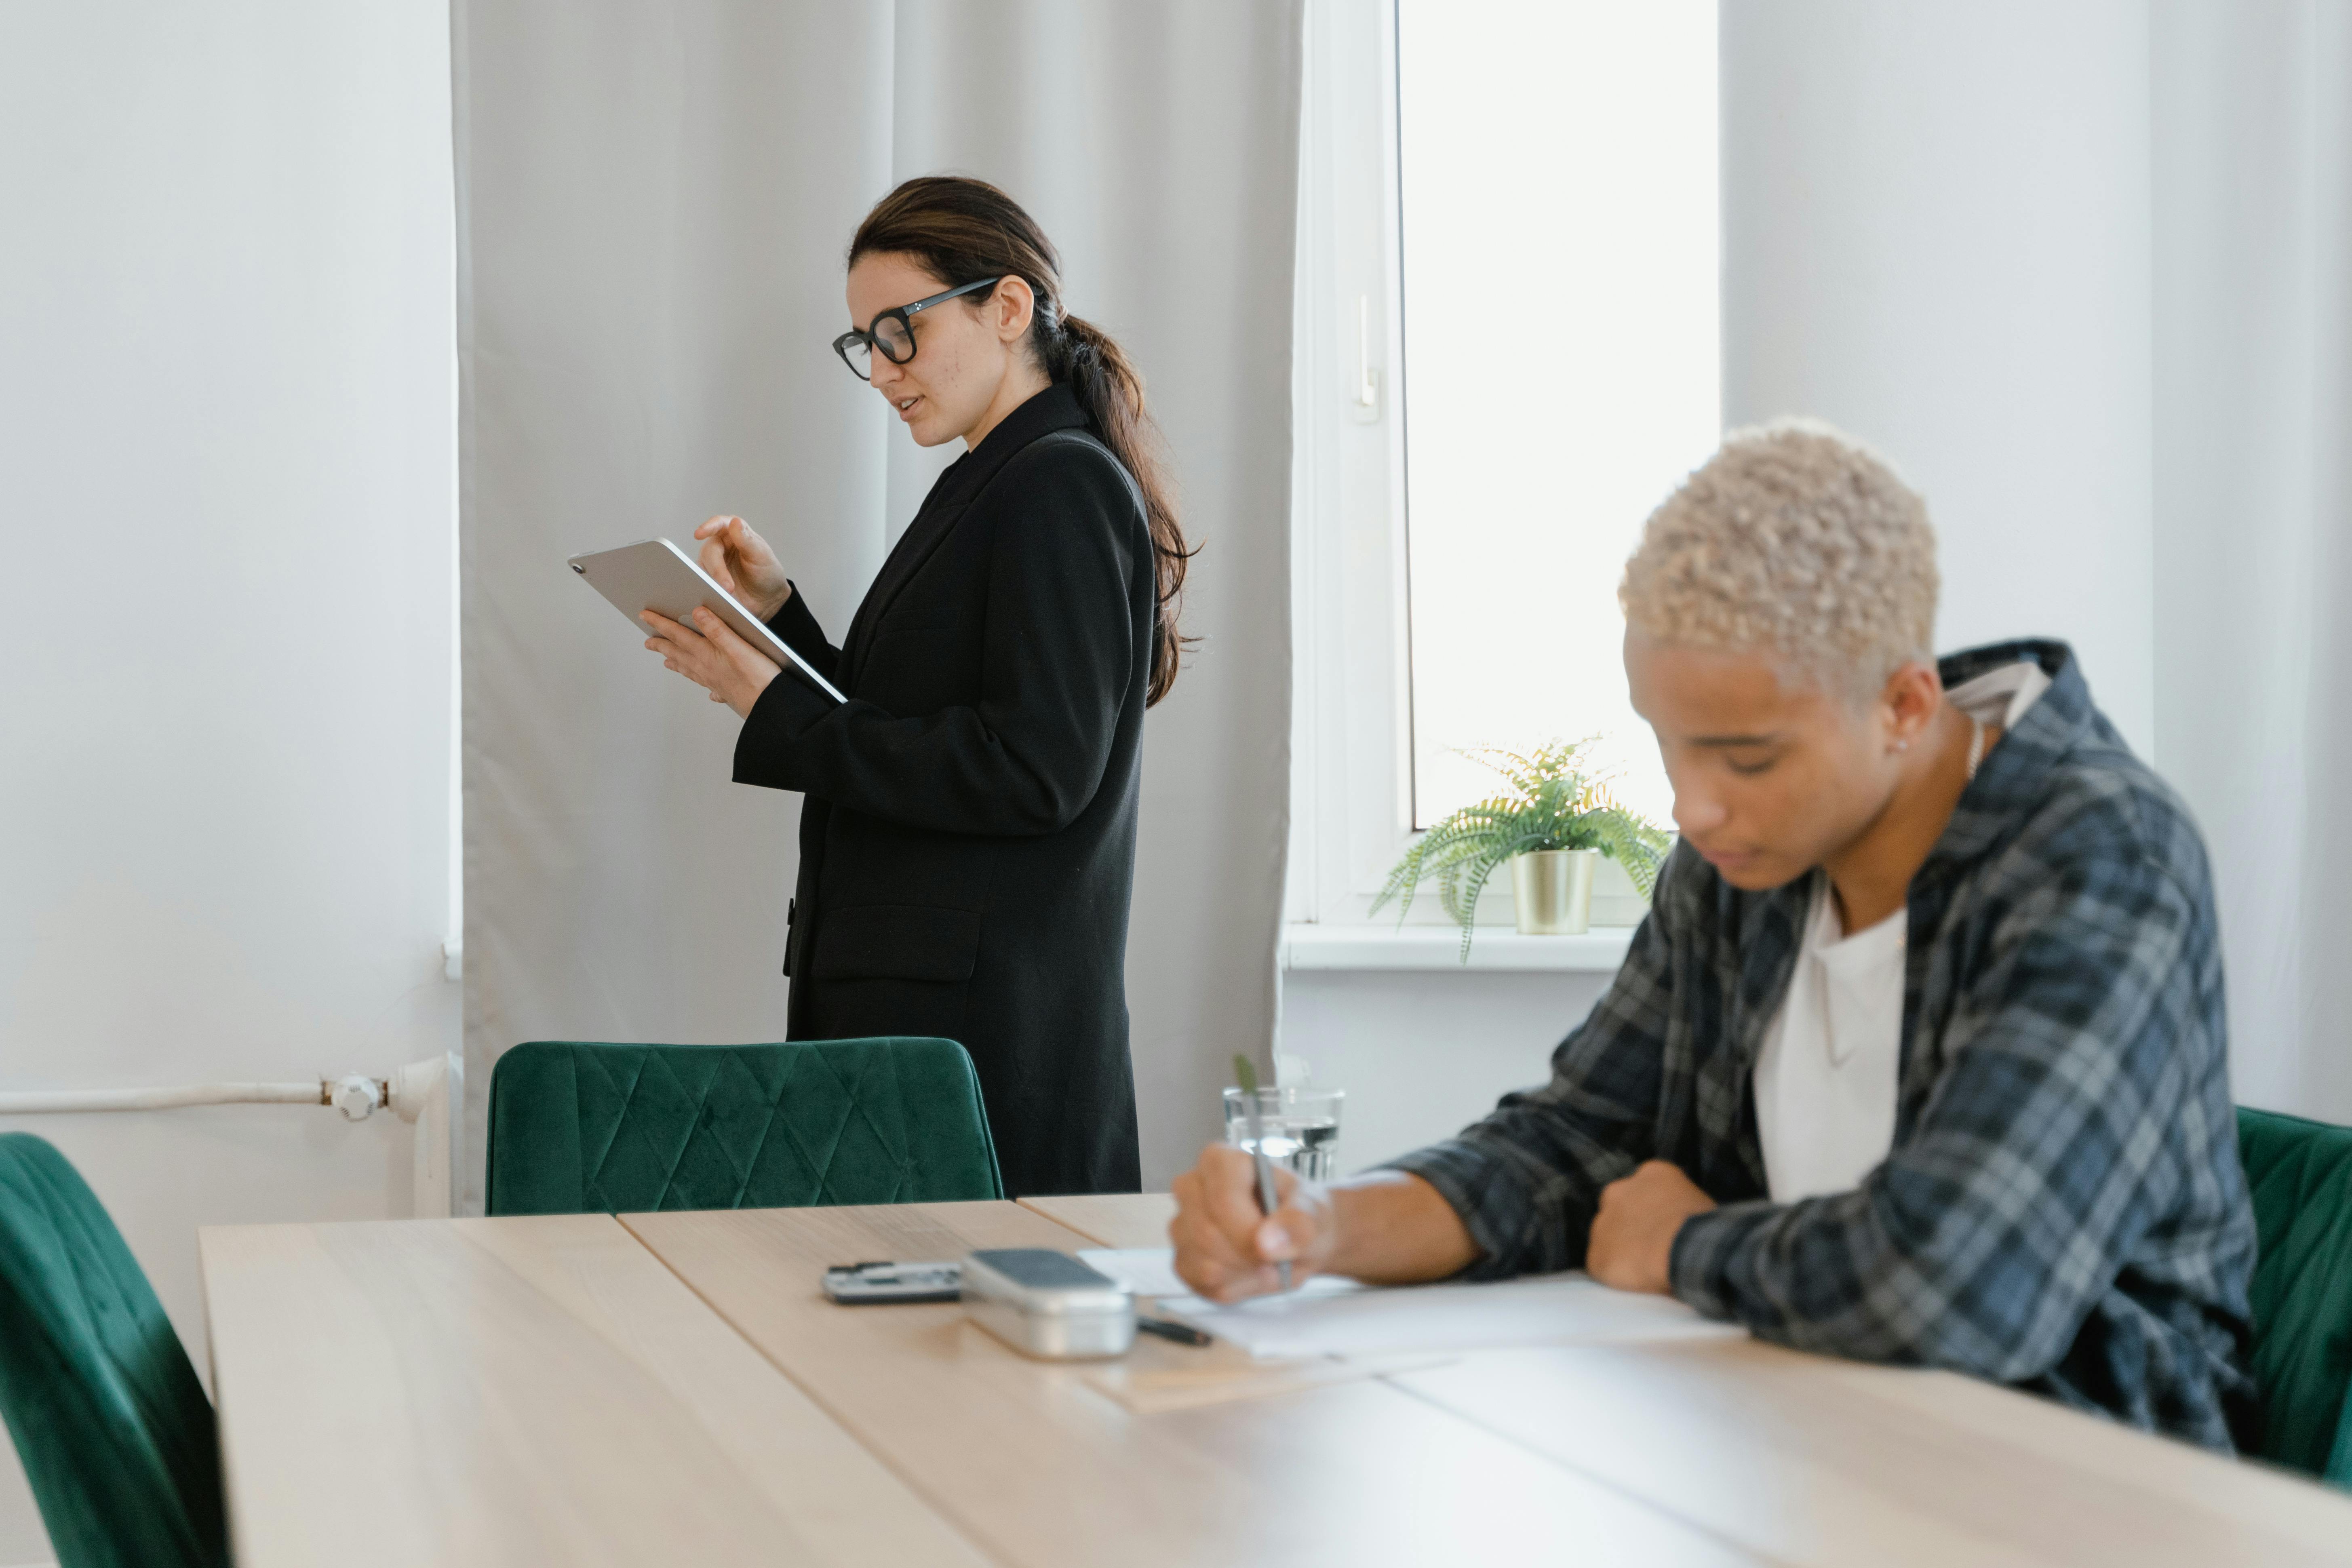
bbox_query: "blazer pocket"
[810,904,982,984]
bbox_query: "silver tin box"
[960,1248,1136,1360]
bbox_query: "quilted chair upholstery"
[487,1038,1003,1215]
[0,1134,227,1568]
[2238,1106,2352,1488]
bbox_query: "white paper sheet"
[1079,1247,1363,1301]
[1083,1249,1743,1360]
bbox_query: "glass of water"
[1223,1086,1346,1181]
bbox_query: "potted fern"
[1371,740,1671,959]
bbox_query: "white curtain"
[1,4,457,1554]
[2150,1,2352,1121]
[453,1,1300,1208]
[1722,0,2352,1121]
[1720,1,2160,754]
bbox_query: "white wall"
[0,3,457,1560]
[1282,970,1614,1174]
[1720,0,2158,753]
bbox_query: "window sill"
[1280,922,1636,973]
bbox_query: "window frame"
[1284,0,1666,936]
[1284,0,1425,929]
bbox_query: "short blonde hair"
[1619,418,1939,692]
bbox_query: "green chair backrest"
[487,1038,1005,1216]
[2238,1105,2352,1486]
[0,1134,226,1568]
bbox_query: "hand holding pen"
[1166,1137,1339,1303]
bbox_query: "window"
[1396,0,1718,829]
[1286,0,1717,927]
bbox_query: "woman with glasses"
[637,176,1189,1197]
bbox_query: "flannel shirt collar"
[1919,639,2088,878]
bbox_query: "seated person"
[1173,420,2258,1450]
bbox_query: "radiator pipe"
[0,1075,388,1120]
[0,1056,459,1216]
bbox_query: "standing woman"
[637,177,1189,1196]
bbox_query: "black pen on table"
[1232,1054,1292,1292]
[1136,1315,1212,1346]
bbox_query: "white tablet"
[568,538,847,704]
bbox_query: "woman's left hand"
[640,607,780,719]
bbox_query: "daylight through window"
[1397,0,1720,829]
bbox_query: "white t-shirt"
[1751,660,2053,1202]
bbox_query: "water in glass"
[1223,1088,1345,1181]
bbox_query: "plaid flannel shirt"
[1386,641,2259,1450]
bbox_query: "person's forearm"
[1324,1171,1480,1283]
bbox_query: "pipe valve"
[328,1074,385,1122]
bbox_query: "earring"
[1895,740,1910,752]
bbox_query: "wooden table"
[199,1214,983,1568]
[204,1196,2352,1568]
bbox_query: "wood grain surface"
[1018,1191,1176,1249]
[200,1214,985,1568]
[1017,1194,2352,1566]
[207,1195,2335,1568]
[1391,1340,2352,1568]
[624,1200,1763,1568]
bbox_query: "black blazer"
[732,385,1152,1196]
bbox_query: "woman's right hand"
[695,515,792,620]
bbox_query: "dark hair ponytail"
[848,175,1195,706]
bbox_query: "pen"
[1232,1054,1292,1292]
[1136,1315,1212,1347]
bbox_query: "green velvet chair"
[2238,1106,2352,1488]
[487,1037,1004,1215]
[0,1134,227,1568]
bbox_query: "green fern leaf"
[1374,735,1675,955]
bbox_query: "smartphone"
[821,1260,964,1304]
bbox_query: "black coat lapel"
[837,491,966,689]
[839,384,1094,690]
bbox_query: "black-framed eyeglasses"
[831,277,1001,380]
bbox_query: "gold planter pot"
[1511,849,1599,935]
